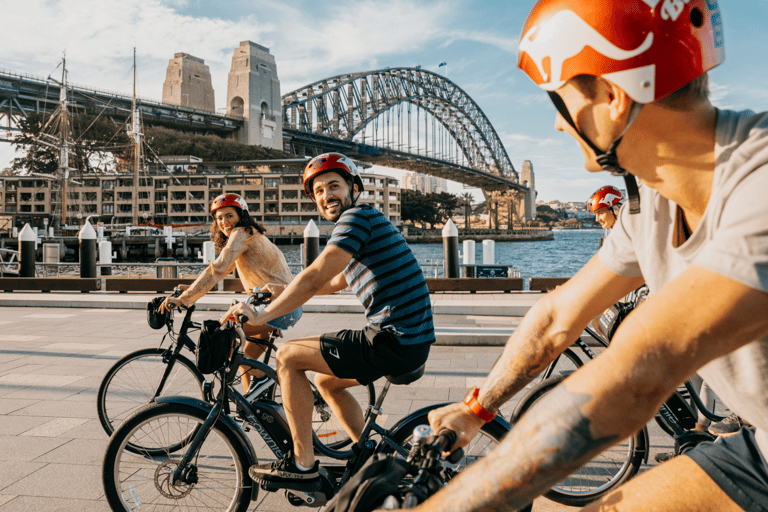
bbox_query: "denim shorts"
[252,303,303,330]
[686,427,768,511]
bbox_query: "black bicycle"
[96,288,375,454]
[509,288,725,507]
[102,291,510,511]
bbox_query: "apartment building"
[0,158,402,235]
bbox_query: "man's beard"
[321,194,354,222]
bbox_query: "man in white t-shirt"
[423,1,768,511]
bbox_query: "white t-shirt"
[599,108,768,457]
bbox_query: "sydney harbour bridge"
[0,57,535,224]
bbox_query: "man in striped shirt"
[224,152,434,491]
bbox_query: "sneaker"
[708,412,750,437]
[249,455,321,492]
[245,374,274,399]
[653,451,675,463]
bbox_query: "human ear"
[602,79,632,123]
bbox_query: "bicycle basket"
[196,320,236,374]
[323,454,410,512]
[147,296,170,330]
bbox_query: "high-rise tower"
[162,53,215,112]
[226,41,282,150]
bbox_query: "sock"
[294,461,314,472]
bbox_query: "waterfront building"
[0,157,401,236]
[402,172,448,194]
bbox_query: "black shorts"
[685,427,768,511]
[319,325,430,386]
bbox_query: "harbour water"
[34,229,605,279]
[278,228,605,279]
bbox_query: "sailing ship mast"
[129,47,142,226]
[57,52,71,229]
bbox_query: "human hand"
[427,401,485,456]
[159,296,182,314]
[220,302,257,325]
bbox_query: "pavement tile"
[0,495,14,506]
[0,462,46,492]
[0,398,39,415]
[10,399,96,419]
[0,495,106,512]
[31,438,104,465]
[0,415,50,436]
[21,418,90,438]
[0,435,68,462]
[0,463,103,500]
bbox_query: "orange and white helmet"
[303,153,364,199]
[588,185,624,212]
[517,0,725,103]
[210,193,248,214]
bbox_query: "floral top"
[178,227,293,306]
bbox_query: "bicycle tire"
[511,375,645,507]
[97,347,204,438]
[266,370,376,458]
[102,401,252,512]
[534,347,583,383]
[381,407,509,478]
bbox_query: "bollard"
[198,241,215,264]
[462,239,476,278]
[12,226,18,239]
[18,223,36,277]
[442,219,460,278]
[79,221,98,278]
[99,240,113,276]
[482,239,495,265]
[303,220,320,268]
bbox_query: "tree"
[401,189,438,228]
[431,192,460,227]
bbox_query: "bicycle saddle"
[385,365,425,385]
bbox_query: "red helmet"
[517,0,725,103]
[303,153,364,199]
[210,193,248,214]
[588,185,624,212]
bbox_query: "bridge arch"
[282,68,517,181]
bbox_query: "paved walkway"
[0,292,675,511]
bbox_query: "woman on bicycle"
[159,193,302,392]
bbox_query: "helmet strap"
[548,91,643,214]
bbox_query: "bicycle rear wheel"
[268,371,376,457]
[511,375,646,506]
[533,347,583,384]
[97,347,204,438]
[102,401,252,512]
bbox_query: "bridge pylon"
[226,41,283,150]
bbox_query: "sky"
[1,0,766,203]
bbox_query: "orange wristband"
[463,387,496,422]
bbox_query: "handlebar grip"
[437,429,464,463]
[238,314,250,324]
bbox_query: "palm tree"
[461,193,474,230]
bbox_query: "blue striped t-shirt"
[328,204,435,346]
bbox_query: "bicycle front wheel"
[383,408,508,476]
[102,401,252,512]
[97,347,204,438]
[511,375,645,506]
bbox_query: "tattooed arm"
[421,265,768,512]
[429,255,643,449]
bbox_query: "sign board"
[476,265,509,278]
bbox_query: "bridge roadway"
[0,290,676,511]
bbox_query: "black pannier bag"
[597,301,633,341]
[196,320,235,374]
[323,454,410,512]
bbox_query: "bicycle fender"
[386,403,511,441]
[154,395,258,468]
